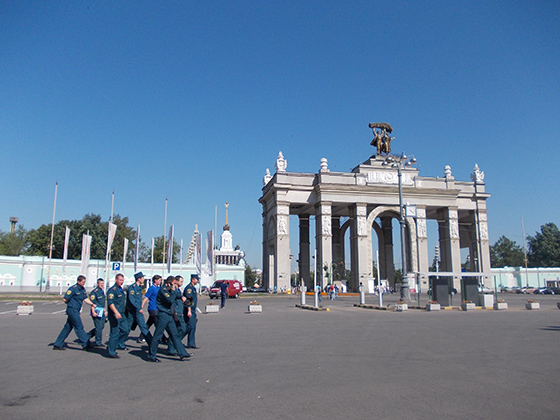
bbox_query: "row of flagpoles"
[46,185,215,292]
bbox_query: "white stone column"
[275,203,291,291]
[316,202,333,287]
[416,207,429,290]
[350,204,370,292]
[438,207,462,291]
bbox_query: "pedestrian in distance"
[53,275,96,351]
[88,278,106,347]
[220,281,228,308]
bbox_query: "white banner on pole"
[62,226,70,275]
[195,232,202,276]
[205,230,213,276]
[80,233,92,278]
[122,238,128,271]
[167,225,174,273]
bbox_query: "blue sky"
[1,1,558,269]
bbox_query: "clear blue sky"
[1,1,558,269]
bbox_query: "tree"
[527,223,560,267]
[245,264,256,286]
[149,235,181,264]
[0,226,28,256]
[26,214,138,261]
[489,236,525,267]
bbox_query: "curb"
[295,304,330,311]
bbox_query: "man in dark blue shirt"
[88,278,106,347]
[124,272,152,346]
[106,273,128,358]
[53,275,96,350]
[220,281,229,308]
[184,274,200,349]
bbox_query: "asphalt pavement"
[0,292,559,419]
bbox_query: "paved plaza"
[0,293,559,419]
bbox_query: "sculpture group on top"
[369,122,395,156]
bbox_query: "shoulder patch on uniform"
[108,293,114,299]
[186,289,192,294]
[164,293,170,297]
[130,290,135,295]
[66,290,72,295]
[90,295,95,300]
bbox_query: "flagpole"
[180,239,183,275]
[214,205,217,284]
[162,198,168,276]
[105,190,115,283]
[46,181,58,293]
[151,237,154,278]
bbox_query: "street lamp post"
[383,153,417,302]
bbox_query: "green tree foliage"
[149,235,181,264]
[489,236,525,267]
[26,214,138,261]
[245,264,256,286]
[0,226,28,256]
[527,223,560,267]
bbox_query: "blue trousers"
[167,314,186,354]
[107,314,128,356]
[149,312,187,359]
[90,315,105,346]
[54,308,91,349]
[185,312,197,348]
[124,308,153,346]
[220,293,226,307]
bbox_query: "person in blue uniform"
[184,274,200,349]
[220,281,229,308]
[166,275,187,356]
[53,275,96,350]
[143,274,162,330]
[106,273,128,359]
[147,276,190,362]
[124,272,152,346]
[88,278,106,347]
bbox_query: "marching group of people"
[52,271,200,363]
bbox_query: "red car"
[209,280,243,299]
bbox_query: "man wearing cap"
[106,273,128,358]
[124,272,152,346]
[184,274,200,349]
[88,278,106,347]
[166,275,187,356]
[53,275,96,350]
[147,276,190,362]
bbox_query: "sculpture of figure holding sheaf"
[369,122,395,156]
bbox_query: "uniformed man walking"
[124,272,153,346]
[106,273,129,359]
[88,278,106,347]
[147,276,190,362]
[184,274,200,349]
[53,275,96,351]
[167,275,187,356]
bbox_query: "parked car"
[209,280,243,299]
[248,286,266,293]
[478,286,494,294]
[533,287,548,294]
[200,285,209,294]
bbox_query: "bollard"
[300,284,307,305]
[314,286,319,308]
[359,284,365,305]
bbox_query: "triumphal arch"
[259,123,491,295]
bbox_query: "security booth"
[430,276,452,307]
[461,277,479,303]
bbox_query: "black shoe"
[186,346,200,349]
[53,346,66,351]
[179,355,191,361]
[147,358,161,363]
[107,354,120,359]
